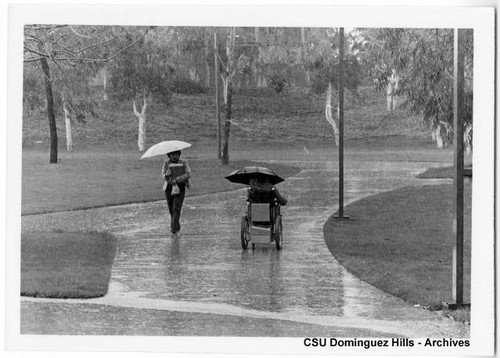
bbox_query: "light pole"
[451,28,465,308]
[335,27,348,220]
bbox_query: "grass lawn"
[20,86,471,308]
[21,231,117,298]
[21,147,301,298]
[22,148,301,215]
[417,164,473,179]
[23,87,430,149]
[323,182,471,322]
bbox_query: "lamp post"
[451,28,465,307]
[335,27,348,219]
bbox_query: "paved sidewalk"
[20,157,468,338]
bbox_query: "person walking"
[162,150,191,235]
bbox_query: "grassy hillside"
[22,86,431,149]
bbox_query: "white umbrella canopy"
[140,140,191,159]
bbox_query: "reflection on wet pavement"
[21,158,468,337]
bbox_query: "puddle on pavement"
[21,159,469,337]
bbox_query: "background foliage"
[23,26,473,151]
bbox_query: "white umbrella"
[140,140,191,159]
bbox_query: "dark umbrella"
[225,166,285,185]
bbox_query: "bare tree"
[61,95,73,152]
[37,50,58,162]
[386,68,400,113]
[300,28,361,145]
[132,95,147,152]
[219,28,237,164]
[325,83,340,145]
[109,27,177,152]
[23,25,150,162]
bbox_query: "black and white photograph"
[4,1,496,357]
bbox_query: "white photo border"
[5,2,495,357]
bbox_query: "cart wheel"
[241,216,249,249]
[275,216,283,250]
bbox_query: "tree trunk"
[214,31,221,158]
[205,62,211,88]
[133,96,147,152]
[62,100,73,152]
[386,70,399,113]
[103,65,108,101]
[138,116,146,151]
[221,27,236,165]
[258,72,267,88]
[189,67,199,82]
[301,27,311,86]
[464,123,472,154]
[435,123,444,149]
[325,83,339,146]
[254,27,267,88]
[221,80,232,164]
[204,34,212,88]
[254,27,260,88]
[40,56,58,163]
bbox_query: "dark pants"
[165,184,186,234]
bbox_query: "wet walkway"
[21,156,469,337]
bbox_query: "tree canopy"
[364,28,473,147]
[23,25,474,161]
